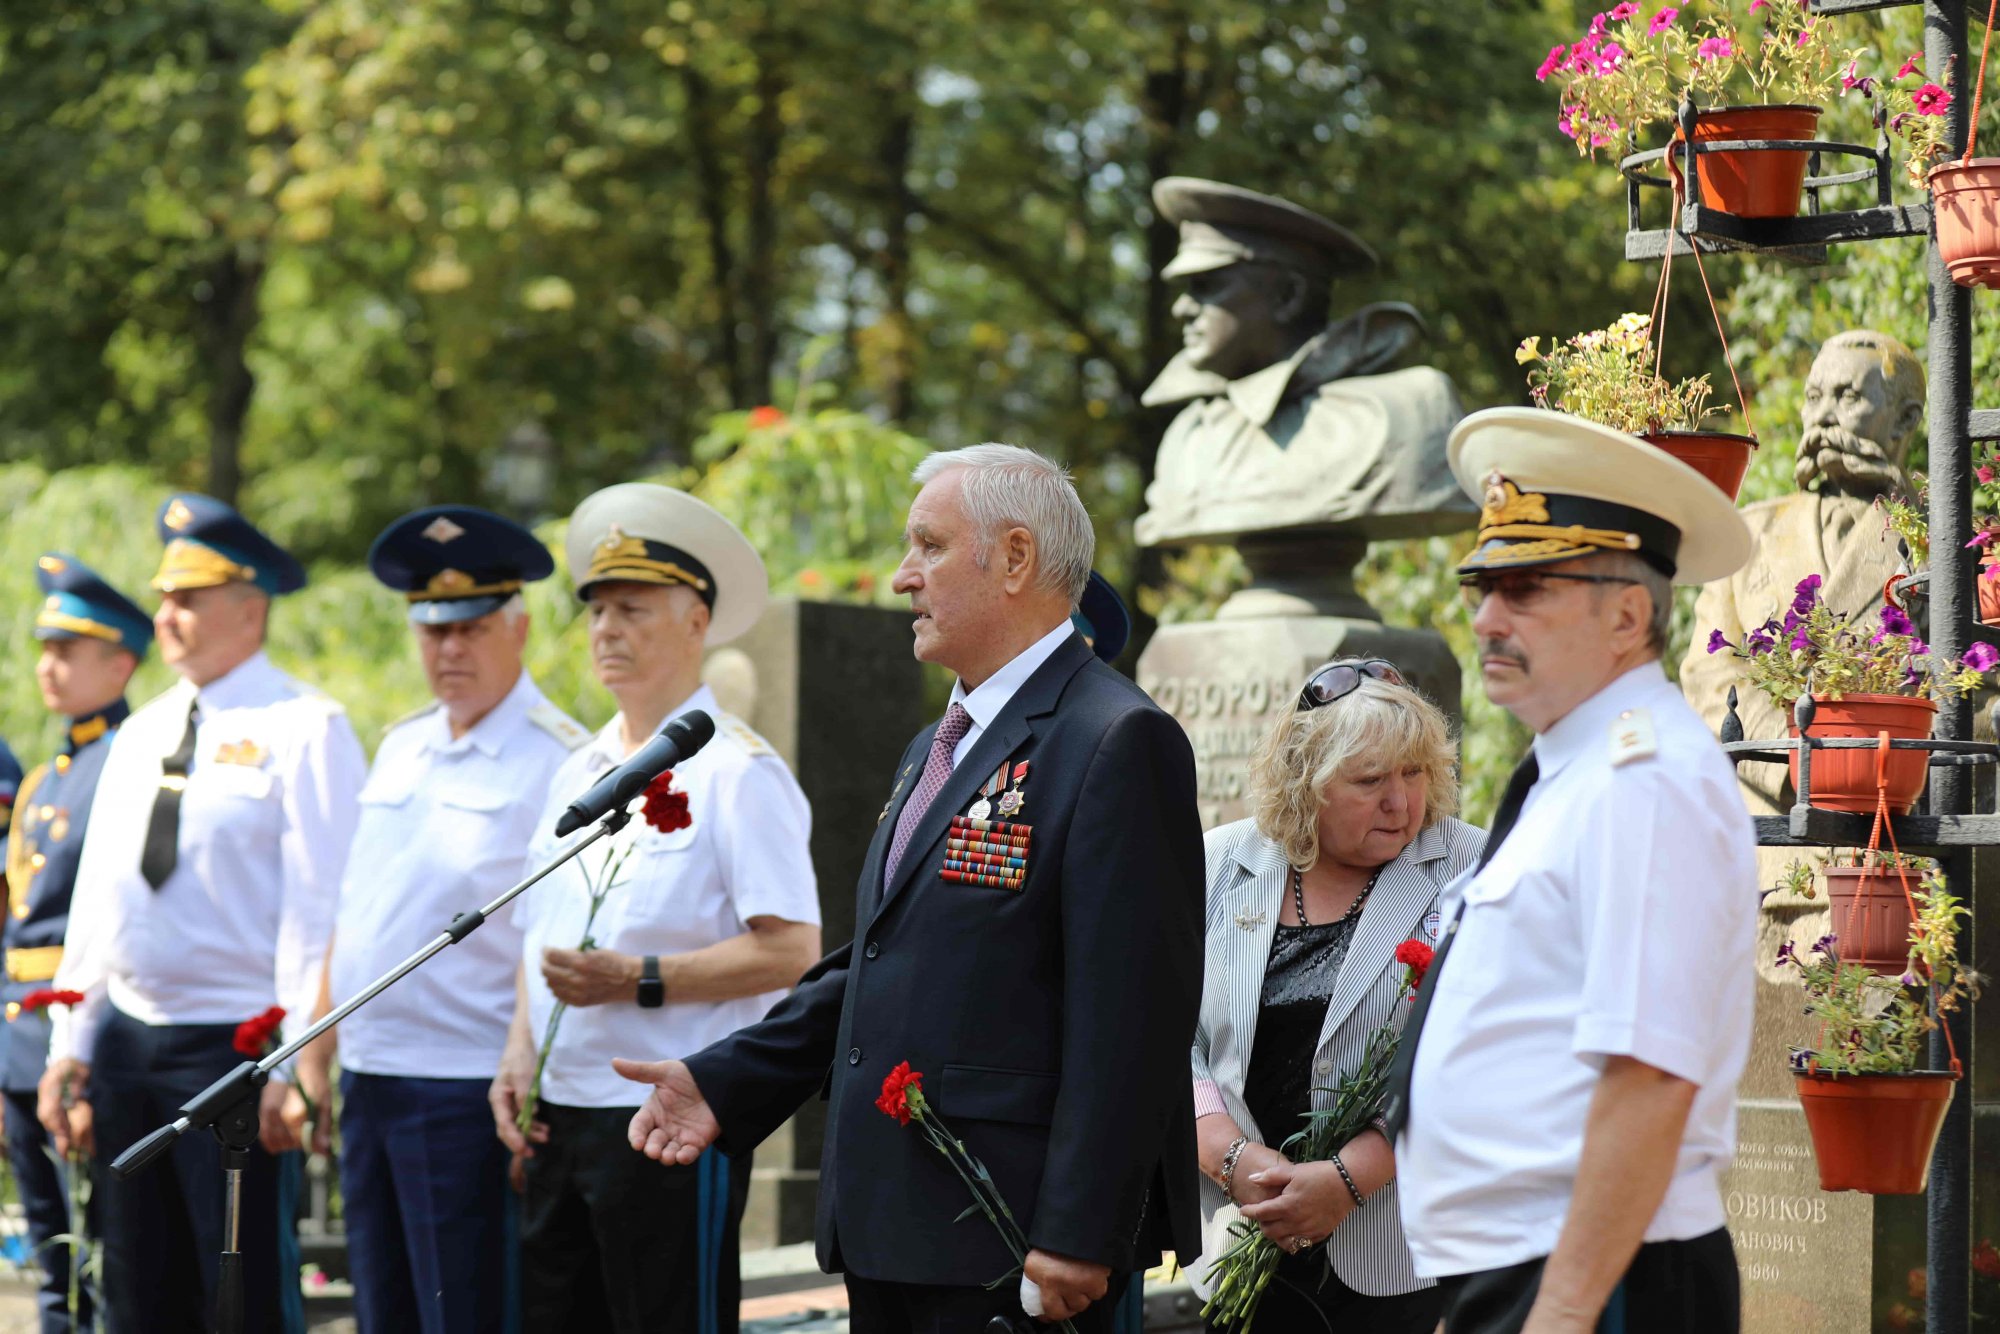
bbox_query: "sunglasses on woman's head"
[1296,659,1405,712]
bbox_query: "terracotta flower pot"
[1642,430,1758,501]
[1823,864,1920,976]
[1787,693,1935,815]
[1979,560,2000,625]
[1674,105,1823,218]
[1930,158,2000,290]
[1795,1069,1957,1194]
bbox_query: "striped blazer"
[1189,815,1486,1297]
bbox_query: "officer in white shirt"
[289,506,588,1334]
[41,493,367,1334]
[1385,409,1759,1334]
[488,483,821,1334]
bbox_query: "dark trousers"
[845,1271,1139,1334]
[1201,1248,1443,1334]
[1438,1228,1740,1334]
[520,1101,749,1334]
[90,1007,303,1334]
[338,1071,516,1334]
[4,1087,93,1334]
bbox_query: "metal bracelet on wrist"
[1219,1135,1251,1203]
[1330,1151,1367,1208]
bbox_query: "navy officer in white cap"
[489,484,821,1333]
[1383,409,1758,1334]
[43,493,367,1334]
[289,506,588,1334]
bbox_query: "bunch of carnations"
[1202,944,1430,1331]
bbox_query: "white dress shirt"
[1398,661,1757,1279]
[329,671,585,1080]
[53,651,367,1067]
[517,685,820,1108]
[947,619,1074,768]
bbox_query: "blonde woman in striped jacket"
[1191,661,1484,1331]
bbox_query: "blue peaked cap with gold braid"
[152,493,306,596]
[35,554,152,656]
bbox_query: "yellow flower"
[1515,336,1542,365]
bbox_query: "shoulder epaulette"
[1608,707,1658,767]
[381,701,441,740]
[714,710,774,757]
[528,703,591,751]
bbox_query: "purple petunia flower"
[1962,641,2000,673]
[1745,629,1776,655]
[1792,574,1823,614]
[1775,940,1796,965]
[1790,625,1813,652]
[1873,604,1915,643]
[1813,933,1839,956]
[1707,629,1731,654]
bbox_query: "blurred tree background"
[2,0,1994,816]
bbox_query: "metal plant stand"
[1621,0,1990,1325]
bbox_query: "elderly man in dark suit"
[614,443,1206,1332]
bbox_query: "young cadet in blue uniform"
[292,506,588,1334]
[4,555,150,1333]
[42,495,367,1334]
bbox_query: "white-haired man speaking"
[615,444,1208,1331]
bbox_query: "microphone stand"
[110,805,634,1334]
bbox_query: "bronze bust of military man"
[1682,328,1925,810]
[1135,178,1470,552]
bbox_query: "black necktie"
[140,699,199,890]
[1380,750,1541,1138]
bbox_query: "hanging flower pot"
[1674,105,1824,219]
[1978,558,2000,625]
[1930,158,2000,289]
[1641,430,1759,500]
[1823,864,1924,975]
[1788,693,1936,814]
[1794,1069,1957,1193]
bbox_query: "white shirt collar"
[585,683,723,769]
[949,620,1075,732]
[421,669,542,758]
[1531,659,1670,781]
[191,649,279,712]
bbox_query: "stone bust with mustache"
[1134,178,1471,549]
[1680,329,1925,815]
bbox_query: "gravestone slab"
[705,598,929,1247]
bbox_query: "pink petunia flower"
[1559,105,1579,137]
[1596,41,1626,72]
[1750,0,1767,8]
[1590,11,1609,37]
[1796,23,1815,47]
[1609,1,1641,17]
[1649,6,1679,34]
[1698,36,1736,61]
[1897,53,1923,79]
[1980,465,1996,484]
[1537,44,1567,80]
[1914,83,1952,115]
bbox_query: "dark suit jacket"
[685,631,1205,1286]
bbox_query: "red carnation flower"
[233,1006,287,1058]
[1395,939,1436,993]
[875,1061,923,1126]
[641,771,692,835]
[13,988,82,1015]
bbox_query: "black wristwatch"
[636,955,665,1009]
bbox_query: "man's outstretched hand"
[612,1057,720,1165]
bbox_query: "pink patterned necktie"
[884,703,973,888]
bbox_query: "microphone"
[553,710,716,836]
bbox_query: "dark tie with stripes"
[1379,750,1540,1138]
[140,699,199,890]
